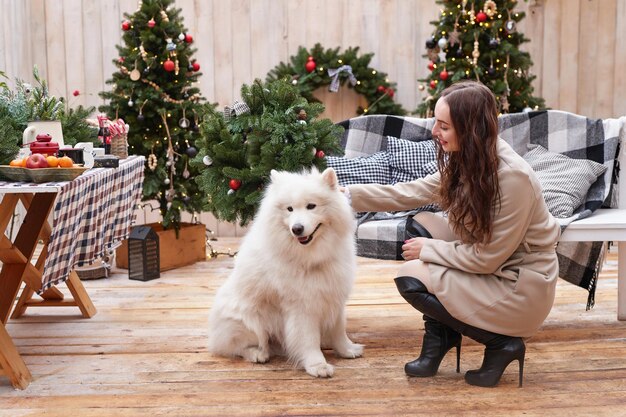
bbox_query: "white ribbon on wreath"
[327,65,357,93]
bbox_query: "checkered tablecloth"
[0,156,145,293]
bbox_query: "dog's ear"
[270,169,280,182]
[321,168,338,190]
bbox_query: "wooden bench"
[560,138,626,319]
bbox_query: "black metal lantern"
[127,225,160,281]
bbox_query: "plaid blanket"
[0,156,145,293]
[337,111,624,308]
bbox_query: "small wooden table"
[0,156,144,389]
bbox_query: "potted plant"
[0,66,97,165]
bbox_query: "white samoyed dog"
[208,167,363,377]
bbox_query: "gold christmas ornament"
[148,153,158,170]
[483,0,497,18]
[472,39,480,65]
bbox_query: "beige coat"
[348,139,561,337]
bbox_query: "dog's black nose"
[292,224,304,236]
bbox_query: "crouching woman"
[344,80,560,387]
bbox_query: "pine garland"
[267,43,406,117]
[192,79,344,226]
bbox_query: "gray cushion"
[387,136,438,184]
[326,152,391,186]
[523,145,607,218]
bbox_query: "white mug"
[74,142,96,168]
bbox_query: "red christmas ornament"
[118,57,125,63]
[476,11,487,23]
[387,88,395,98]
[163,59,175,72]
[377,85,386,93]
[305,56,317,73]
[192,62,200,72]
[185,33,193,43]
[430,80,438,89]
[121,20,131,31]
[72,90,80,96]
[229,179,242,190]
[439,70,449,81]
[315,150,325,158]
[427,61,435,71]
[148,18,156,28]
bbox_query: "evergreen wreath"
[266,43,406,117]
[192,78,345,226]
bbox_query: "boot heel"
[518,354,524,388]
[455,341,461,373]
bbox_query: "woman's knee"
[412,212,457,242]
[397,261,433,292]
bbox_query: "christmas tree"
[99,0,206,230]
[416,0,545,116]
[192,79,344,226]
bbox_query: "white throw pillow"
[523,145,607,218]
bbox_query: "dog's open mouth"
[297,223,322,245]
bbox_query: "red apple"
[26,153,49,169]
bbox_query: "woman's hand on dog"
[401,237,427,260]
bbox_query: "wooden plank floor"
[1,239,625,417]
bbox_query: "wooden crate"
[116,223,206,271]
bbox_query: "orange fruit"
[46,155,59,167]
[9,158,22,167]
[58,156,74,168]
[20,158,28,167]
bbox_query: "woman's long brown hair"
[436,81,501,245]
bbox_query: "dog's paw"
[243,346,270,363]
[335,342,364,359]
[305,362,334,378]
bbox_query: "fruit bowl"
[0,166,89,183]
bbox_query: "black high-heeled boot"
[464,336,525,387]
[395,276,525,388]
[404,315,461,377]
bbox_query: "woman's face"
[432,98,459,152]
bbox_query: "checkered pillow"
[523,145,607,218]
[387,136,438,184]
[326,151,391,186]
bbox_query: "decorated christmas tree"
[99,0,205,230]
[192,79,344,226]
[416,0,545,116]
[267,43,406,116]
